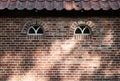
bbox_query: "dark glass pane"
[37,28,44,34]
[79,26,85,30]
[33,25,39,30]
[84,28,90,34]
[29,28,35,34]
[75,28,82,34]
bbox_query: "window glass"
[29,27,35,34]
[37,28,44,34]
[75,25,91,35]
[28,25,44,35]
[75,28,82,34]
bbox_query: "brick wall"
[0,16,120,81]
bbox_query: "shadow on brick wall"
[0,17,120,81]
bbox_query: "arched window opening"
[84,27,90,34]
[75,28,82,34]
[28,25,44,35]
[75,25,92,35]
[29,27,35,34]
[37,28,44,34]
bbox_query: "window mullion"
[82,26,87,34]
[80,27,84,34]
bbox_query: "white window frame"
[74,25,92,35]
[27,25,44,35]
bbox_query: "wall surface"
[0,16,120,81]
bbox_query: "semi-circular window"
[75,25,92,35]
[27,25,44,35]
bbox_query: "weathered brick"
[0,17,119,81]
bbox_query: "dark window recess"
[33,25,39,30]
[75,28,82,34]
[80,26,85,30]
[84,27,90,34]
[28,25,44,35]
[29,28,35,34]
[37,28,44,34]
[75,26,91,35]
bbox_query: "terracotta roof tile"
[90,1,100,10]
[0,0,119,10]
[100,1,110,10]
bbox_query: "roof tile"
[10,0,17,2]
[64,1,73,10]
[45,1,54,10]
[109,1,119,10]
[81,1,91,10]
[0,1,8,9]
[35,1,44,10]
[90,1,100,10]
[118,1,120,7]
[100,1,110,10]
[8,1,16,10]
[1,0,8,2]
[19,0,26,1]
[25,1,35,10]
[17,1,26,10]
[73,1,82,10]
[54,1,64,10]
[0,0,119,10]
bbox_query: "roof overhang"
[0,0,120,11]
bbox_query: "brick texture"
[0,16,120,81]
